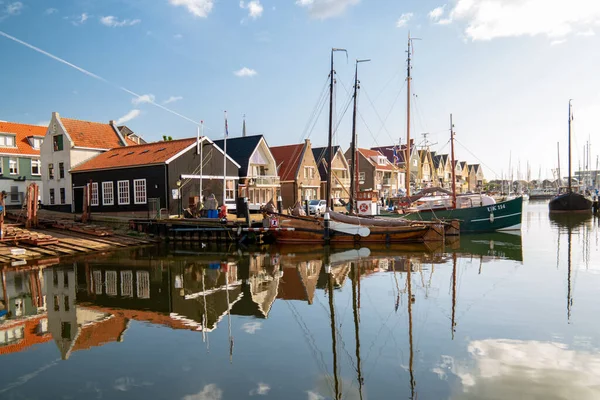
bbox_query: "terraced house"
[0,121,45,206]
[271,139,321,208]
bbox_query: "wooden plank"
[59,238,110,250]
[23,246,58,256]
[43,245,77,255]
[51,242,90,253]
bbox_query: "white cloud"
[307,391,325,400]
[396,12,413,28]
[163,95,183,104]
[6,2,22,15]
[249,382,270,396]
[72,13,89,26]
[174,33,183,39]
[113,377,153,392]
[428,5,445,22]
[182,384,222,400]
[116,109,141,125]
[241,321,262,334]
[448,0,600,41]
[441,339,600,399]
[240,0,263,19]
[100,16,141,27]
[551,39,567,46]
[296,0,359,20]
[169,0,214,18]
[234,67,257,77]
[45,8,57,15]
[37,120,50,127]
[132,94,155,105]
[577,29,595,36]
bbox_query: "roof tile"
[271,144,305,181]
[61,118,125,149]
[71,138,197,172]
[0,121,44,156]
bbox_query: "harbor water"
[1,201,599,399]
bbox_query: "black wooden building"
[71,137,240,216]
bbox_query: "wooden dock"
[0,211,156,268]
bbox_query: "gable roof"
[460,161,467,170]
[358,148,395,171]
[432,154,442,169]
[71,138,198,172]
[60,117,127,149]
[214,135,264,177]
[312,145,342,181]
[271,143,305,181]
[0,121,45,156]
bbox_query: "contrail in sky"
[0,30,203,127]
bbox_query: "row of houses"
[0,113,484,216]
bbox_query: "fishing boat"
[267,45,444,244]
[382,113,523,233]
[549,101,592,213]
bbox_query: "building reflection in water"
[0,232,533,399]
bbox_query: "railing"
[252,176,280,186]
[333,178,350,188]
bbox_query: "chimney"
[242,115,247,137]
[52,111,59,119]
[109,120,116,126]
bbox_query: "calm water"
[1,202,599,400]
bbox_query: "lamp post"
[176,180,182,218]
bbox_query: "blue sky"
[1,0,600,179]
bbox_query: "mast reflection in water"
[1,204,599,399]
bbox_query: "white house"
[40,112,136,211]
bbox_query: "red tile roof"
[271,143,305,181]
[61,118,126,149]
[0,121,45,156]
[358,148,395,171]
[71,138,197,172]
[72,315,128,352]
[0,315,52,356]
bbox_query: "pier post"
[243,197,250,226]
[304,198,310,216]
[277,195,283,214]
[324,211,331,243]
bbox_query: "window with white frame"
[102,182,114,205]
[0,135,16,147]
[90,183,99,206]
[118,180,130,205]
[225,180,235,200]
[31,159,41,175]
[92,270,103,294]
[49,189,55,205]
[121,271,133,297]
[136,271,150,299]
[9,158,18,175]
[133,179,147,204]
[105,271,117,296]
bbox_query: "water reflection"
[2,210,600,399]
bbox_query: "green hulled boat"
[385,196,523,233]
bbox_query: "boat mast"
[557,142,561,187]
[327,48,347,209]
[328,264,341,399]
[407,258,416,399]
[450,114,457,209]
[568,100,572,193]
[350,59,370,214]
[405,34,413,197]
[451,252,457,340]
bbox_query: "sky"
[1,0,600,180]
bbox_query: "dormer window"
[0,134,16,147]
[28,136,43,149]
[378,157,386,165]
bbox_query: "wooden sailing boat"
[267,49,444,244]
[549,100,593,212]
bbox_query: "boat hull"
[397,197,523,233]
[548,192,592,213]
[267,215,435,244]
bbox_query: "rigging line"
[0,30,206,128]
[454,138,501,178]
[373,67,402,104]
[361,86,398,145]
[376,81,407,142]
[337,76,383,148]
[299,75,331,142]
